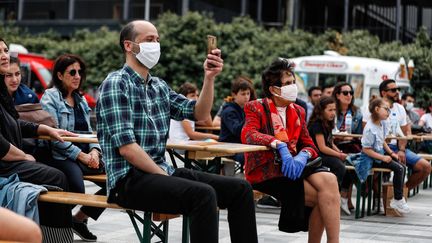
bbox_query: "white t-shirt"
[169,119,194,141]
[420,113,432,130]
[363,102,407,145]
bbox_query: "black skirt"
[253,165,330,233]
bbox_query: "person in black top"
[307,96,351,215]
[219,78,254,167]
[0,37,76,242]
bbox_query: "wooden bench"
[38,191,185,243]
[346,165,392,218]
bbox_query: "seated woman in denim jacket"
[41,54,104,242]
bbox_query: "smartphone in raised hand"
[207,35,217,54]
[207,35,217,68]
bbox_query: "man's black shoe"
[72,219,97,242]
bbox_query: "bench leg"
[182,216,189,243]
[126,210,151,243]
[367,175,373,216]
[376,172,382,215]
[355,181,362,219]
[126,211,170,243]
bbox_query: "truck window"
[318,73,347,88]
[296,72,318,90]
[38,67,52,87]
[348,74,365,108]
[20,64,31,87]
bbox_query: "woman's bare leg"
[306,172,340,243]
[304,180,324,243]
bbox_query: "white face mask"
[405,102,414,111]
[272,84,298,102]
[132,42,161,69]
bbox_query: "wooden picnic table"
[166,140,268,173]
[195,126,221,131]
[38,135,98,144]
[333,132,432,141]
[38,136,268,172]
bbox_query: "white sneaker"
[340,197,351,215]
[390,198,411,214]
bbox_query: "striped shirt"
[96,64,196,194]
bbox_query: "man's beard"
[386,95,397,105]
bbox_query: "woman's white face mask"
[272,84,298,102]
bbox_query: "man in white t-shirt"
[363,79,431,190]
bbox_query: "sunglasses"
[385,87,400,93]
[67,69,83,77]
[339,90,354,96]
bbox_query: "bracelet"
[399,149,406,153]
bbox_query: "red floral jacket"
[241,99,319,184]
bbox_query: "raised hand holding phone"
[204,35,223,78]
[207,35,217,55]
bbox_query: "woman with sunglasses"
[40,54,105,242]
[331,82,362,213]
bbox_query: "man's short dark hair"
[322,83,335,91]
[119,22,138,53]
[178,82,197,97]
[308,86,321,97]
[401,93,414,100]
[379,79,396,97]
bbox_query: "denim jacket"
[0,174,47,223]
[41,88,100,161]
[336,108,363,134]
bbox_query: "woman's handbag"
[15,103,57,127]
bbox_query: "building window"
[75,0,123,20]
[22,0,68,20]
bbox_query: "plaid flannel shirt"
[96,64,196,194]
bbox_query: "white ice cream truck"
[291,51,413,111]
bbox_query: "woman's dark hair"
[421,99,432,114]
[332,82,358,114]
[178,82,197,97]
[50,54,86,98]
[9,56,20,66]
[261,58,295,98]
[369,98,384,121]
[0,38,19,118]
[308,96,336,133]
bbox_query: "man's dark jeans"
[108,167,258,243]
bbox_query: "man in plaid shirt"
[96,20,258,243]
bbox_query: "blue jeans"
[388,144,422,166]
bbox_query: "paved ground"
[76,180,432,243]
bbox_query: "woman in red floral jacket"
[241,58,340,243]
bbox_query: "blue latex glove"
[277,143,295,179]
[292,151,309,179]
